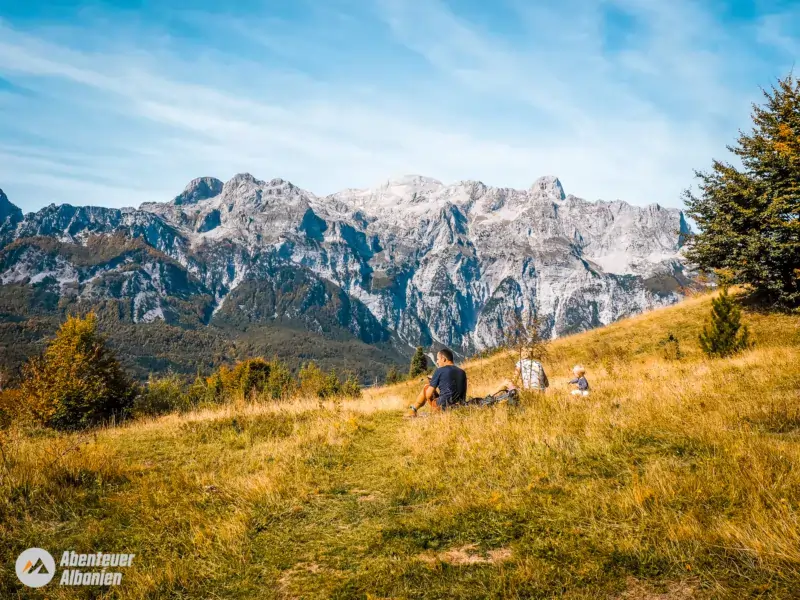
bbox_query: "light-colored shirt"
[516,359,546,389]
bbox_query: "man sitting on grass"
[408,348,468,416]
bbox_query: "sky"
[0,0,798,213]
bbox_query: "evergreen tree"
[684,74,800,308]
[21,313,137,429]
[699,288,752,358]
[409,347,429,378]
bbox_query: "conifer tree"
[408,347,429,378]
[684,74,800,308]
[699,288,751,358]
[21,313,136,429]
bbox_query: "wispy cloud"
[0,1,796,213]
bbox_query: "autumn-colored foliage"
[298,361,361,399]
[206,357,296,401]
[20,313,137,430]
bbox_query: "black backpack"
[461,388,520,408]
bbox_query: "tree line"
[0,312,364,431]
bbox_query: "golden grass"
[1,291,799,598]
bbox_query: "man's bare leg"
[409,385,437,416]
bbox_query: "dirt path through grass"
[248,409,419,598]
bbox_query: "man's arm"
[429,368,441,391]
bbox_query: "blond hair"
[572,364,586,376]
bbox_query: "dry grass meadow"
[1,291,799,599]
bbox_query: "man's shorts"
[424,384,440,408]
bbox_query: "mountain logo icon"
[15,548,56,588]
[24,557,50,575]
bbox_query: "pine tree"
[684,74,800,308]
[21,313,137,429]
[408,347,429,378]
[699,288,752,358]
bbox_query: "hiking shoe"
[408,405,418,417]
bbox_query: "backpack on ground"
[461,388,520,409]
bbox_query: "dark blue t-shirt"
[430,364,467,409]
[568,376,589,391]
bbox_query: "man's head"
[436,348,455,367]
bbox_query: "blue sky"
[0,0,798,213]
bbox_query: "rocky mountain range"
[0,174,691,380]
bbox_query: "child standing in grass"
[568,365,590,396]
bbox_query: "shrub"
[20,313,137,430]
[385,366,403,385]
[699,288,752,358]
[132,372,191,417]
[206,371,225,403]
[186,373,210,406]
[204,358,296,402]
[659,333,683,361]
[297,362,361,399]
[340,373,362,399]
[0,388,23,429]
[231,358,272,398]
[297,361,339,398]
[263,360,296,400]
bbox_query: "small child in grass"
[568,365,590,396]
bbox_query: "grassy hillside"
[2,292,799,598]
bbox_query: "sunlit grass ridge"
[2,291,799,598]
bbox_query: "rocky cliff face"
[0,173,691,365]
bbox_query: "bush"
[659,333,683,361]
[340,373,362,399]
[20,313,137,430]
[298,362,361,399]
[385,366,404,385]
[263,360,296,400]
[0,388,22,429]
[206,371,225,403]
[204,358,295,402]
[186,373,210,406]
[132,372,191,417]
[299,362,340,398]
[699,289,752,358]
[232,358,272,398]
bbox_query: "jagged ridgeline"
[0,175,692,381]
